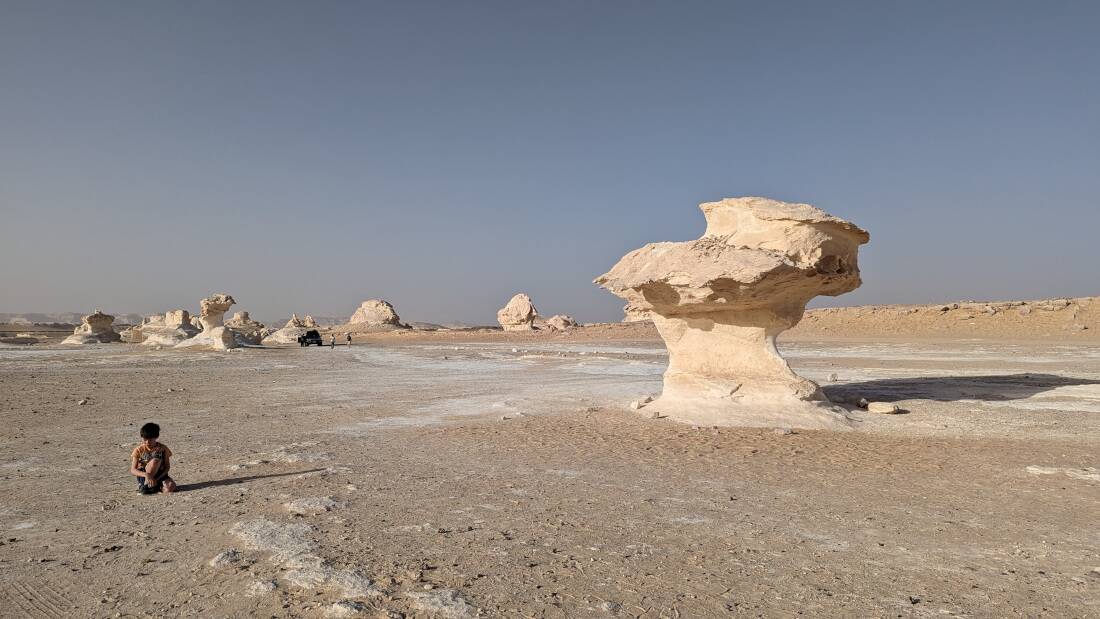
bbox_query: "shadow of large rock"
[823,373,1100,403]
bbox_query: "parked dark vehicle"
[297,330,323,346]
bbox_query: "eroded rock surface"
[497,294,538,331]
[62,310,122,344]
[176,294,239,350]
[545,315,578,331]
[348,300,406,330]
[262,314,310,345]
[138,309,201,346]
[621,302,652,323]
[596,196,869,429]
[226,311,266,346]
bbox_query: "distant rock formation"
[348,300,406,330]
[497,294,538,331]
[545,315,578,331]
[262,313,311,345]
[302,315,318,328]
[596,196,869,429]
[61,310,122,344]
[175,294,238,350]
[139,309,200,347]
[226,311,266,346]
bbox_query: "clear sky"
[2,1,1098,325]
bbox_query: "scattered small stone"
[857,398,869,409]
[648,410,661,419]
[78,399,89,406]
[867,402,900,414]
[629,400,643,410]
[909,595,921,604]
[773,427,794,435]
[326,600,367,617]
[828,373,839,382]
[598,600,623,612]
[499,415,510,421]
[208,549,241,567]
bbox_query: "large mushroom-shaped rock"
[497,294,538,331]
[261,314,310,345]
[62,310,122,344]
[140,309,201,346]
[175,294,239,350]
[595,196,869,429]
[225,311,266,346]
[348,300,406,330]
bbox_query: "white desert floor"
[0,338,1098,617]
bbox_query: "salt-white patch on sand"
[1001,400,1100,413]
[230,518,379,598]
[668,516,710,525]
[1026,466,1100,482]
[230,519,317,561]
[246,579,277,597]
[285,496,341,514]
[11,521,35,530]
[405,588,476,618]
[208,548,242,567]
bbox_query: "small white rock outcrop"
[497,293,538,331]
[545,315,578,331]
[62,310,122,344]
[140,309,201,347]
[226,311,266,346]
[348,300,407,330]
[262,314,311,345]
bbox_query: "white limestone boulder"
[596,196,869,430]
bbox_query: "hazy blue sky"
[2,1,1097,324]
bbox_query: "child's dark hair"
[140,422,160,439]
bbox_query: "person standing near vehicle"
[330,334,336,349]
[346,333,352,347]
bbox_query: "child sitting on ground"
[130,422,177,494]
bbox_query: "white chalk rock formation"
[348,300,406,330]
[595,196,869,429]
[545,315,578,331]
[139,309,201,346]
[497,294,538,331]
[175,294,239,350]
[62,310,122,344]
[262,314,310,345]
[302,315,318,328]
[226,311,266,346]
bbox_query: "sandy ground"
[1,334,1099,617]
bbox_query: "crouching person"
[130,422,177,494]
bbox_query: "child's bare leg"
[144,459,161,486]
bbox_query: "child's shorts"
[136,469,171,492]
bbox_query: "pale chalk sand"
[0,337,1098,616]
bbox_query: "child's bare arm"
[129,455,146,478]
